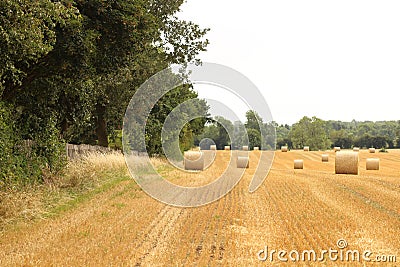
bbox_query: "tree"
[0,0,75,98]
[194,116,234,150]
[247,128,261,149]
[232,121,247,150]
[290,116,330,150]
[330,129,353,149]
[245,110,263,130]
[1,0,210,147]
[290,117,311,148]
[213,116,234,149]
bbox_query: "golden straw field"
[1,150,399,266]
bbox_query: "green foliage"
[195,123,218,149]
[0,0,76,96]
[109,130,123,150]
[330,129,353,149]
[194,116,234,150]
[354,134,391,149]
[0,102,65,187]
[1,0,210,185]
[245,110,263,131]
[279,118,400,150]
[144,85,209,156]
[246,128,261,149]
[0,102,15,184]
[290,116,330,151]
[379,147,388,153]
[1,0,210,147]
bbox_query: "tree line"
[0,0,209,185]
[194,114,400,151]
[276,117,400,150]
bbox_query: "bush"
[0,102,16,185]
[0,103,66,188]
[379,147,388,153]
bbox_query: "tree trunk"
[96,105,108,147]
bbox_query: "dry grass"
[1,150,400,266]
[0,151,128,231]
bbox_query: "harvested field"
[1,150,399,266]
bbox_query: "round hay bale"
[321,154,329,162]
[184,151,204,171]
[303,146,310,151]
[353,147,360,152]
[294,159,304,169]
[210,145,217,150]
[237,156,249,168]
[335,151,358,175]
[366,158,379,170]
[242,145,249,151]
[281,146,288,152]
[334,147,341,152]
[224,145,230,151]
[253,147,259,151]
[369,148,376,153]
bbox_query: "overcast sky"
[178,0,400,125]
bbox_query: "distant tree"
[263,122,276,150]
[232,121,247,149]
[245,110,263,130]
[214,116,234,149]
[246,128,261,149]
[290,116,330,150]
[276,138,292,150]
[330,129,353,149]
[355,134,392,149]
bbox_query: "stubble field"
[1,149,399,266]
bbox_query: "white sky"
[178,0,400,125]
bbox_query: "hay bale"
[334,147,341,152]
[281,146,288,152]
[353,147,360,152]
[237,156,249,168]
[242,145,249,151]
[321,154,329,162]
[369,148,376,153]
[303,146,310,151]
[224,145,230,151]
[253,147,259,151]
[366,158,379,170]
[210,145,217,150]
[294,159,304,169]
[184,151,204,171]
[335,151,358,175]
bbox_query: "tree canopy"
[1,0,210,184]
